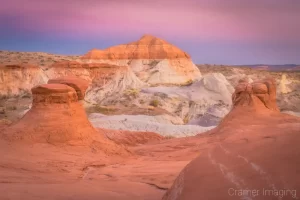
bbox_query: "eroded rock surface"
[163,78,300,200]
[48,76,90,100]
[83,35,201,85]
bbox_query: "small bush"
[149,99,160,107]
[183,115,189,124]
[124,89,140,98]
[94,105,116,114]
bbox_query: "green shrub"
[149,99,160,107]
[124,89,140,98]
[94,105,116,114]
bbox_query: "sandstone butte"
[163,78,300,200]
[81,34,202,85]
[82,34,191,60]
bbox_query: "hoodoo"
[232,78,279,111]
[1,82,127,155]
[163,78,300,200]
[48,76,90,100]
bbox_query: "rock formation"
[1,83,127,155]
[48,76,90,100]
[278,74,292,94]
[82,35,201,85]
[142,73,234,126]
[163,78,300,200]
[0,64,47,97]
[47,61,146,103]
[83,34,191,60]
[232,78,279,112]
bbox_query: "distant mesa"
[82,34,201,85]
[82,34,190,60]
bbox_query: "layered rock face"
[0,64,47,97]
[47,61,146,103]
[48,76,90,100]
[1,82,127,155]
[83,34,191,60]
[142,73,234,127]
[163,78,300,200]
[232,78,279,112]
[82,35,201,85]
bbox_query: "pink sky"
[1,0,300,64]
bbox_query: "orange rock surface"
[232,78,279,111]
[0,64,46,97]
[1,78,299,200]
[163,78,300,200]
[82,35,190,60]
[48,76,90,100]
[1,84,127,156]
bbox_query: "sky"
[0,0,300,65]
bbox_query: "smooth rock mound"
[163,78,300,200]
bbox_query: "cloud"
[1,0,299,43]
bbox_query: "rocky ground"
[0,77,299,200]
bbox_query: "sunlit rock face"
[0,83,128,156]
[232,78,279,112]
[82,35,201,85]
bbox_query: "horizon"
[1,0,300,65]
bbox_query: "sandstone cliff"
[0,64,47,97]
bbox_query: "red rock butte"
[163,78,300,200]
[82,34,191,60]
